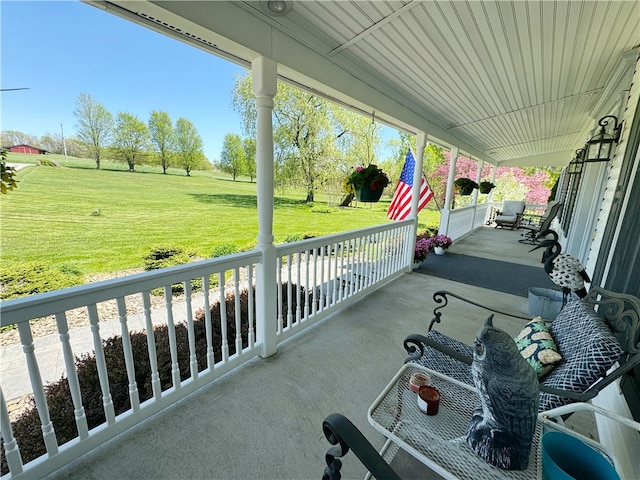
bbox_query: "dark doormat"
[413,252,558,297]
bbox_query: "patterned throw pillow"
[515,317,562,377]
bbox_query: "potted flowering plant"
[428,234,452,255]
[344,164,390,202]
[414,237,431,267]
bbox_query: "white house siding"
[585,53,640,480]
[584,53,640,279]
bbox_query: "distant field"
[1,154,440,277]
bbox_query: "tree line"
[2,79,557,204]
[1,93,207,176]
[74,93,206,175]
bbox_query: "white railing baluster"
[116,298,140,411]
[339,241,346,302]
[295,255,302,324]
[163,287,181,389]
[333,242,342,305]
[87,304,116,423]
[376,232,383,281]
[286,254,293,327]
[234,268,242,355]
[141,293,162,400]
[312,249,318,315]
[1,386,24,475]
[320,246,327,311]
[356,237,364,291]
[17,323,58,456]
[276,256,283,333]
[345,239,353,297]
[367,235,372,283]
[183,282,198,380]
[304,249,310,319]
[247,265,255,348]
[203,275,215,368]
[54,312,89,439]
[219,272,229,363]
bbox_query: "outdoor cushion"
[539,299,624,411]
[495,201,525,227]
[410,330,474,386]
[515,317,562,378]
[411,299,624,413]
[500,201,525,217]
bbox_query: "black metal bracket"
[429,290,530,332]
[322,413,401,480]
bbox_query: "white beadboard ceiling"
[90,0,639,167]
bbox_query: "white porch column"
[410,131,427,221]
[252,56,278,358]
[487,164,498,224]
[439,146,459,235]
[471,159,483,226]
[407,131,427,271]
[488,164,498,202]
[472,159,482,205]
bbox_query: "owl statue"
[466,315,539,470]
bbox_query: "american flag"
[387,149,433,221]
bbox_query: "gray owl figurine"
[466,315,539,470]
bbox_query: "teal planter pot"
[541,431,619,480]
[356,185,384,202]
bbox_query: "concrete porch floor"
[46,227,563,480]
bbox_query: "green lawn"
[1,154,440,277]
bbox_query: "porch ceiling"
[89,0,639,167]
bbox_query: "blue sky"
[1,1,247,162]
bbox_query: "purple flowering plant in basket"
[414,238,432,262]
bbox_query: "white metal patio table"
[367,364,614,480]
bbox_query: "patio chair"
[404,287,640,413]
[519,201,562,245]
[494,200,525,229]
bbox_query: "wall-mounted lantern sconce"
[567,149,585,175]
[584,115,623,163]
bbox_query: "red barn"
[7,144,48,154]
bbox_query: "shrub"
[0,262,84,301]
[416,228,438,241]
[211,243,239,258]
[0,283,316,474]
[143,244,199,295]
[143,244,195,271]
[283,233,304,243]
[37,158,58,167]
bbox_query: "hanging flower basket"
[356,185,384,202]
[344,164,390,203]
[454,177,478,196]
[479,181,495,194]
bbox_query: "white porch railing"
[440,204,490,241]
[440,202,546,241]
[0,220,413,480]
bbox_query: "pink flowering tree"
[427,149,557,208]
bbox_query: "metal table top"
[367,364,614,480]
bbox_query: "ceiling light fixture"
[584,115,623,163]
[260,1,292,16]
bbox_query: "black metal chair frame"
[404,287,640,405]
[321,287,639,478]
[519,202,562,245]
